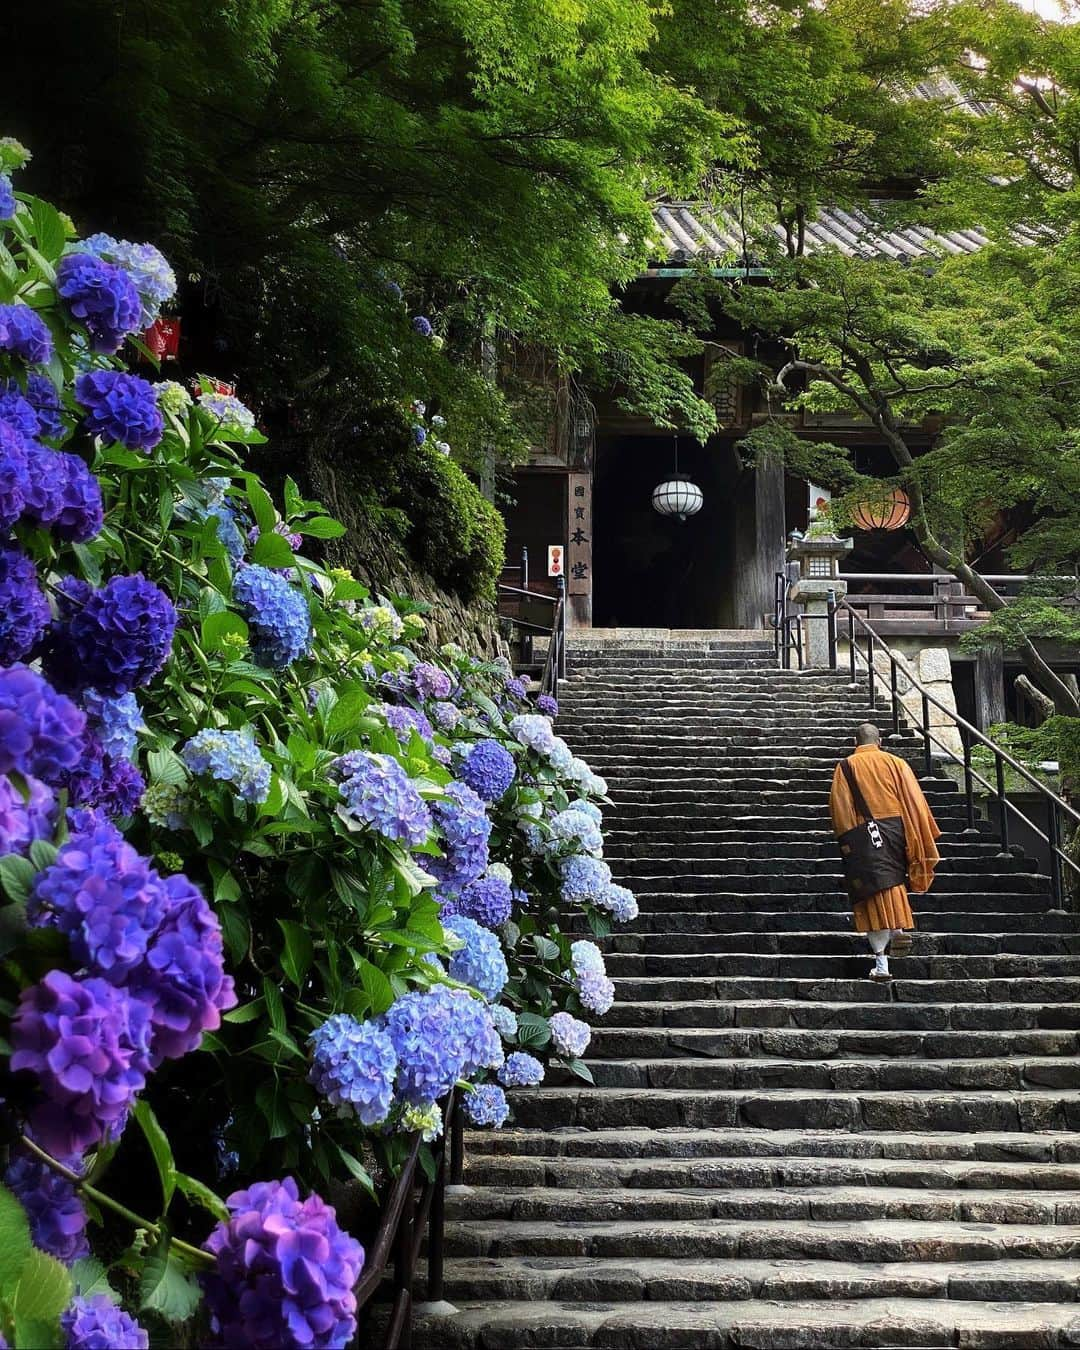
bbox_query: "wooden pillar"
[566,471,592,628]
[733,448,785,629]
[974,641,1006,731]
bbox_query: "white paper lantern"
[652,474,703,522]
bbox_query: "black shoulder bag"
[836,758,908,901]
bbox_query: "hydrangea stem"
[18,1134,216,1269]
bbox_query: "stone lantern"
[786,530,853,668]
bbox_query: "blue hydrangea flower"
[449,989,504,1077]
[24,373,64,439]
[182,728,271,805]
[49,573,177,695]
[0,545,49,664]
[413,661,451,700]
[0,772,54,857]
[598,883,639,923]
[0,305,52,364]
[233,564,311,668]
[459,740,516,802]
[4,1148,88,1265]
[504,674,529,701]
[0,387,41,437]
[443,913,508,1002]
[559,855,612,904]
[412,315,433,337]
[199,391,257,435]
[380,987,469,1105]
[549,1011,591,1059]
[441,872,513,928]
[309,1014,398,1126]
[550,808,603,857]
[572,799,603,822]
[430,781,491,891]
[498,1051,545,1088]
[82,689,142,761]
[489,1004,518,1039]
[60,1295,148,1350]
[509,714,557,755]
[0,665,86,783]
[75,370,164,452]
[382,704,435,745]
[0,174,15,221]
[537,694,559,717]
[79,233,176,326]
[22,444,104,542]
[463,1083,510,1128]
[333,751,432,847]
[56,253,142,353]
[0,419,28,530]
[433,701,461,731]
[576,966,615,1016]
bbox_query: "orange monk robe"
[829,743,942,933]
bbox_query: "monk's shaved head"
[855,722,881,745]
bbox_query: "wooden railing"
[840,572,1078,634]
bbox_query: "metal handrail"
[828,595,1080,908]
[498,548,567,699]
[538,584,566,700]
[773,571,804,671]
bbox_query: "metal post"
[393,1189,415,1350]
[827,589,837,670]
[848,611,856,684]
[426,1131,447,1305]
[1048,799,1063,909]
[961,726,977,834]
[557,575,567,681]
[921,692,932,777]
[995,754,1010,855]
[889,659,900,739]
[450,1096,465,1187]
[867,633,876,707]
[520,546,528,591]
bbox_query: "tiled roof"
[651,201,997,264]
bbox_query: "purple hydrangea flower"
[56,253,142,354]
[559,855,612,904]
[498,1051,545,1088]
[413,662,452,701]
[21,443,104,542]
[549,1011,591,1059]
[201,1177,365,1350]
[94,755,145,818]
[182,727,271,805]
[60,1295,148,1349]
[382,704,435,746]
[4,1148,89,1265]
[504,674,529,700]
[82,689,142,761]
[0,665,86,782]
[308,1014,398,1126]
[0,175,14,221]
[433,701,460,732]
[0,545,50,664]
[537,694,558,718]
[442,913,508,1002]
[412,425,426,446]
[412,315,433,337]
[0,418,29,530]
[127,872,237,1064]
[10,970,151,1156]
[430,781,491,891]
[233,564,311,668]
[79,233,176,326]
[440,872,514,929]
[0,387,42,437]
[51,573,177,695]
[332,751,432,847]
[380,986,494,1105]
[0,305,52,364]
[0,773,55,856]
[463,1083,509,1128]
[74,370,163,452]
[24,373,64,439]
[459,740,516,803]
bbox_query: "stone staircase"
[419,634,1080,1349]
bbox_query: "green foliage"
[0,1184,71,1350]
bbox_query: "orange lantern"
[851,487,911,532]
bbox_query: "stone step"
[446,1183,1080,1225]
[613,857,1029,878]
[440,1214,1080,1262]
[464,1126,1080,1165]
[585,1027,1080,1060]
[463,1152,1080,1193]
[622,890,1051,911]
[601,930,1080,955]
[415,1295,1080,1349]
[590,910,1079,934]
[428,1254,1080,1308]
[608,976,1080,1004]
[506,1086,1080,1133]
[605,999,1080,1032]
[605,783,960,800]
[601,829,996,848]
[577,1056,1080,1093]
[602,955,1080,980]
[602,806,982,828]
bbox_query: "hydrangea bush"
[0,148,632,1348]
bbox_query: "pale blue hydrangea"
[572,800,603,823]
[463,1083,509,1128]
[571,940,605,975]
[559,855,613,904]
[549,1011,591,1059]
[82,688,143,761]
[433,701,461,731]
[568,757,607,795]
[80,232,177,325]
[443,913,507,1002]
[489,1004,518,1040]
[308,1014,398,1126]
[199,392,256,434]
[598,883,639,923]
[182,728,271,804]
[498,1051,544,1088]
[509,714,557,755]
[577,966,615,1015]
[549,808,603,856]
[333,751,431,847]
[548,739,575,773]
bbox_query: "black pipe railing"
[829,600,1080,908]
[498,550,566,700]
[773,571,803,671]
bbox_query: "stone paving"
[418,637,1080,1349]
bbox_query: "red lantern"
[142,317,181,361]
[851,487,911,532]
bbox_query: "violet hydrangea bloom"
[430,781,491,891]
[0,304,53,364]
[440,871,513,928]
[182,727,271,805]
[74,370,164,452]
[0,386,41,437]
[509,713,557,756]
[380,986,486,1105]
[60,1295,148,1350]
[498,1051,545,1088]
[463,1082,510,1129]
[549,1011,591,1059]
[537,693,558,718]
[200,1177,364,1350]
[0,174,14,221]
[308,1014,397,1126]
[4,1148,89,1265]
[0,665,86,782]
[0,418,29,529]
[79,233,176,326]
[433,700,461,731]
[0,545,50,664]
[459,740,516,802]
[0,773,54,856]
[56,253,142,354]
[23,373,64,439]
[332,750,431,847]
[412,661,452,701]
[443,913,508,1002]
[412,315,433,337]
[10,969,151,1156]
[233,564,311,668]
[381,704,435,746]
[21,444,105,543]
[52,573,177,695]
[199,391,256,435]
[82,688,142,761]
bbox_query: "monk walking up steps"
[830,721,942,982]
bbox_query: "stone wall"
[838,637,963,758]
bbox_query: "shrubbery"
[0,146,631,1348]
